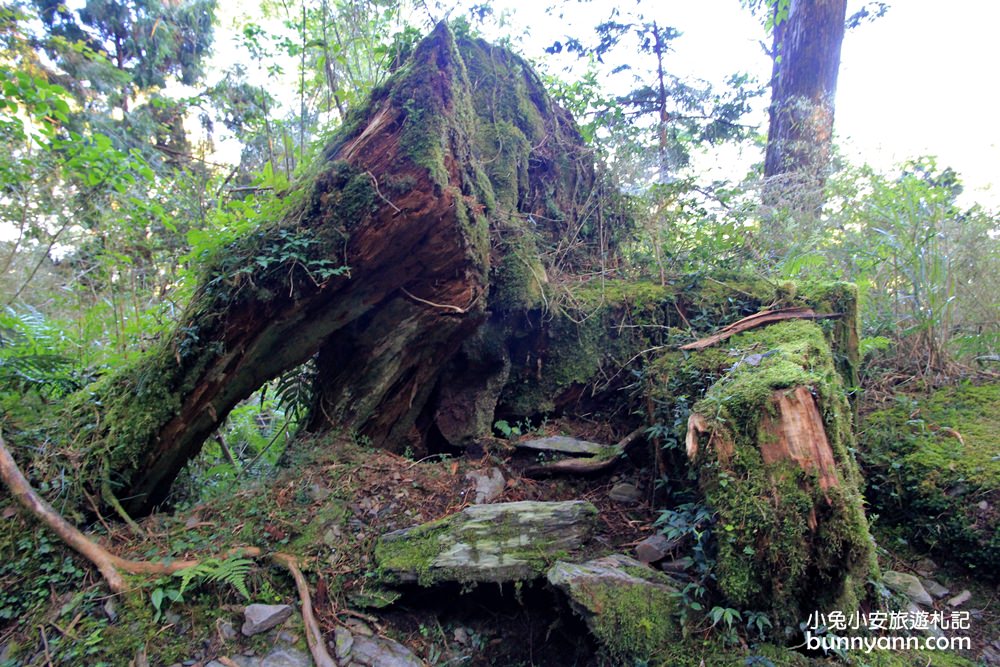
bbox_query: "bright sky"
[487,0,1000,209]
[207,0,1000,209]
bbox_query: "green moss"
[689,320,875,633]
[374,516,453,586]
[859,382,1000,575]
[587,579,680,661]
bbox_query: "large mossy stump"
[682,319,876,633]
[374,500,598,586]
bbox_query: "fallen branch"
[272,553,336,667]
[524,427,644,477]
[0,429,260,593]
[679,307,841,351]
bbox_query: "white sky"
[205,0,1000,208]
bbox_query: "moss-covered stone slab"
[515,435,612,457]
[547,554,680,662]
[375,500,597,585]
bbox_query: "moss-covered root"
[684,320,876,634]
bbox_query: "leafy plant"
[174,556,254,600]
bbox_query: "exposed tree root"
[272,553,337,667]
[1,430,335,664]
[679,307,841,351]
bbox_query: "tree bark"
[76,23,603,516]
[763,0,847,211]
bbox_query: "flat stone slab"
[516,436,611,457]
[547,554,679,659]
[375,500,598,585]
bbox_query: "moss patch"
[859,382,1000,576]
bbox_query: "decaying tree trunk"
[56,23,875,639]
[73,23,609,515]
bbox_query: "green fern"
[174,556,253,600]
[0,306,83,397]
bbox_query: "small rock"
[345,618,373,637]
[978,500,990,511]
[103,598,117,622]
[465,468,505,504]
[660,557,694,573]
[913,558,938,576]
[309,483,332,502]
[453,626,469,645]
[259,648,312,667]
[322,526,342,546]
[242,604,293,637]
[164,611,182,626]
[947,589,972,607]
[219,621,238,640]
[348,635,424,667]
[920,578,950,599]
[883,571,934,607]
[333,626,354,661]
[276,630,298,644]
[608,482,642,504]
[635,534,673,564]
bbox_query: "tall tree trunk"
[762,0,847,229]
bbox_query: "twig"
[366,170,402,213]
[680,307,841,351]
[400,287,480,314]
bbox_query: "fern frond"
[206,557,253,600]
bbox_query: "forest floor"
[2,401,997,666]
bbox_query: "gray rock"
[348,635,423,667]
[333,626,354,661]
[882,570,934,607]
[609,482,642,504]
[220,621,238,640]
[259,648,312,667]
[516,435,609,456]
[913,557,938,576]
[242,604,294,636]
[376,500,598,585]
[345,618,373,637]
[947,589,972,607]
[634,534,673,564]
[465,468,505,504]
[920,578,950,599]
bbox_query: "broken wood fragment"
[523,427,644,477]
[680,307,841,351]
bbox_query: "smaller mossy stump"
[547,554,680,662]
[683,320,875,633]
[374,500,598,586]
